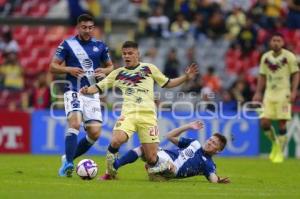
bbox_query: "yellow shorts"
[113,113,159,144]
[261,100,291,120]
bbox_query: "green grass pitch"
[0,155,299,199]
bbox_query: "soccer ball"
[76,159,98,180]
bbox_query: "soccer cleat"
[147,161,171,174]
[58,155,67,176]
[64,162,75,177]
[58,155,74,177]
[269,141,278,161]
[106,152,118,178]
[272,145,284,163]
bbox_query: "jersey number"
[149,126,159,136]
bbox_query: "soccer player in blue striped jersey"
[112,121,230,183]
[50,14,113,177]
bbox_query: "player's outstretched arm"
[80,85,99,95]
[164,63,199,88]
[165,121,203,145]
[208,173,230,184]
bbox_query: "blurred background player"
[80,40,198,180]
[253,33,299,163]
[111,120,229,183]
[49,14,113,177]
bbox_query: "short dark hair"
[77,14,95,24]
[213,133,227,151]
[270,32,284,41]
[271,32,284,38]
[122,41,138,49]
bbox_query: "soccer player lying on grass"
[112,121,230,183]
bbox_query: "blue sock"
[65,131,78,163]
[73,136,94,159]
[113,150,139,170]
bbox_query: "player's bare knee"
[110,137,123,148]
[87,131,100,141]
[69,122,81,130]
[87,128,101,140]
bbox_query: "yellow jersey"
[96,62,169,115]
[259,49,299,101]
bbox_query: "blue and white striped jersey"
[164,137,216,179]
[54,36,111,92]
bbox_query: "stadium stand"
[0,0,300,111]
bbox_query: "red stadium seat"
[294,43,300,54]
[30,35,45,48]
[19,48,32,60]
[27,26,45,35]
[38,57,51,71]
[13,26,29,38]
[257,29,268,44]
[36,47,50,59]
[0,91,10,109]
[16,36,33,50]
[28,4,48,17]
[22,57,40,76]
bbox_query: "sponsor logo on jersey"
[116,66,152,86]
[184,148,194,158]
[82,58,93,69]
[125,88,134,95]
[93,46,99,52]
[265,57,287,72]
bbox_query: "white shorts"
[156,150,180,175]
[64,91,102,123]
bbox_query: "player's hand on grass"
[80,86,89,94]
[252,92,263,103]
[68,67,84,78]
[184,63,199,80]
[217,176,230,184]
[188,121,204,130]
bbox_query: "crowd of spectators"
[129,0,300,112]
[1,0,300,112]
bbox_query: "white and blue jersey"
[54,36,110,122]
[162,137,216,179]
[55,35,111,92]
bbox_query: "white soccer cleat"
[106,152,118,178]
[147,161,171,174]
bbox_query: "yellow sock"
[278,135,288,152]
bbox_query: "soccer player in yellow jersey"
[80,41,198,179]
[253,33,299,163]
